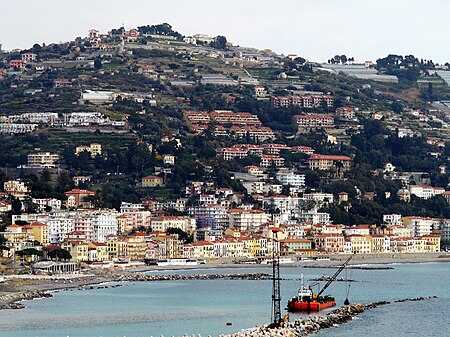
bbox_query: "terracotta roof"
[309,154,351,161]
[31,222,48,227]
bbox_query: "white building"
[32,198,62,213]
[299,210,330,225]
[92,213,118,243]
[408,185,445,199]
[302,192,334,208]
[276,172,305,188]
[81,90,117,103]
[227,209,268,231]
[383,214,402,226]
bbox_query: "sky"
[1,0,449,63]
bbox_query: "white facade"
[92,214,118,243]
[383,214,402,226]
[408,185,445,199]
[276,172,305,187]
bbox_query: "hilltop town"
[1,23,450,274]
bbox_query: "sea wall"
[0,273,272,309]
[224,297,437,337]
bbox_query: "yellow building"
[107,237,128,258]
[88,242,109,261]
[347,235,371,254]
[117,215,133,234]
[142,175,164,188]
[192,241,215,259]
[3,224,33,243]
[27,152,59,167]
[421,235,440,252]
[369,234,386,253]
[62,242,89,262]
[226,238,245,257]
[75,143,102,157]
[224,228,242,238]
[126,232,147,260]
[30,222,50,245]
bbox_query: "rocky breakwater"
[115,273,272,282]
[225,296,437,337]
[0,290,53,309]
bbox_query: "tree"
[166,227,193,243]
[294,57,306,64]
[391,101,403,114]
[210,36,227,50]
[32,44,42,53]
[47,248,72,261]
[41,169,51,182]
[94,57,102,69]
[11,197,22,215]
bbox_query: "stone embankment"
[0,291,52,309]
[0,273,272,310]
[115,273,272,282]
[224,296,437,337]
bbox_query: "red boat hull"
[287,299,336,312]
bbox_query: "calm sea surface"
[0,262,449,337]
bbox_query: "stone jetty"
[0,272,272,310]
[223,296,437,337]
[115,273,272,282]
[0,291,53,309]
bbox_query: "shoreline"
[1,254,449,310]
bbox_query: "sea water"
[0,262,449,337]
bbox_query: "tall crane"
[314,254,354,298]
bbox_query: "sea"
[0,262,449,337]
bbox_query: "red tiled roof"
[309,154,351,161]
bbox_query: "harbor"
[0,262,448,336]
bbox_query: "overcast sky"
[1,0,449,63]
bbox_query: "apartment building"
[75,143,102,157]
[308,154,352,171]
[65,189,95,209]
[260,155,285,167]
[408,185,445,199]
[315,234,345,253]
[142,175,164,187]
[227,209,268,231]
[150,216,195,233]
[4,180,31,199]
[293,115,335,130]
[27,152,59,167]
[271,95,333,109]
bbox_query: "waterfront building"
[279,238,312,255]
[315,233,345,253]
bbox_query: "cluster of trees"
[376,54,437,84]
[209,36,227,50]
[327,55,355,64]
[137,23,183,39]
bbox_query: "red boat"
[287,255,353,313]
